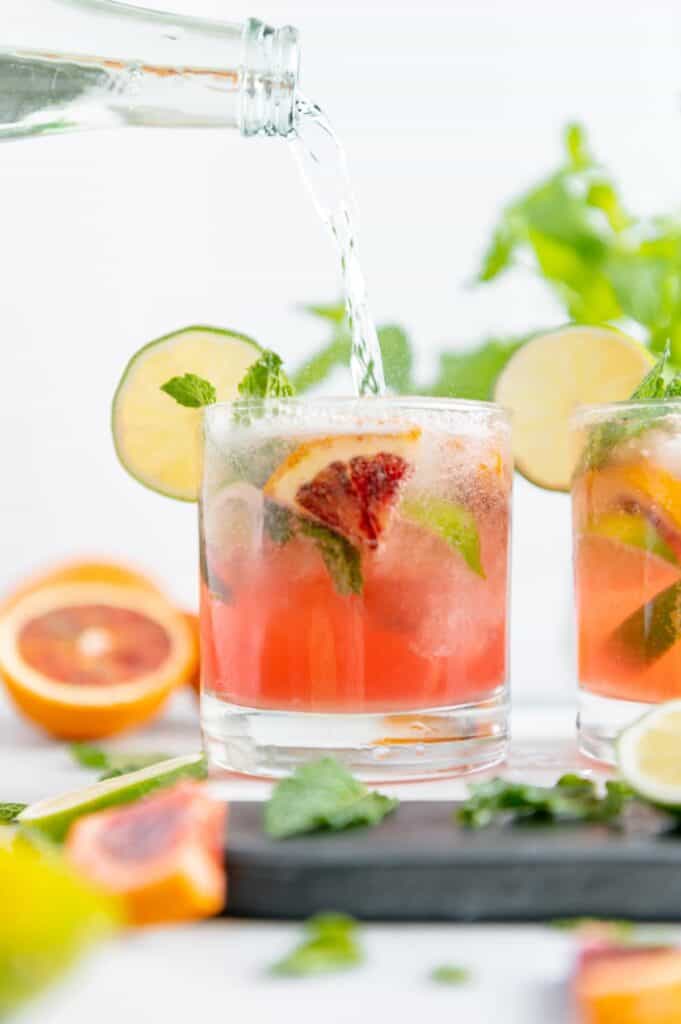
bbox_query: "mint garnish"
[401,496,484,577]
[69,744,172,781]
[161,373,216,408]
[457,775,633,829]
[0,803,27,824]
[237,350,294,400]
[271,914,363,976]
[264,757,398,839]
[298,521,363,596]
[581,343,681,472]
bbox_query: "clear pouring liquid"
[291,97,386,397]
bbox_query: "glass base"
[202,692,509,782]
[578,690,653,764]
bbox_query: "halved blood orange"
[0,582,197,738]
[264,430,421,548]
[66,782,226,926]
[574,946,681,1024]
[0,558,162,615]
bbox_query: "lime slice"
[0,840,120,1015]
[494,326,654,491]
[17,753,206,842]
[617,702,681,807]
[112,326,261,501]
[588,511,678,566]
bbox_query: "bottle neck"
[240,19,299,137]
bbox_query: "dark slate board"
[224,801,681,921]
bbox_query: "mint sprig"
[237,350,294,400]
[271,914,363,976]
[161,373,216,408]
[264,757,398,839]
[0,803,27,824]
[298,521,363,596]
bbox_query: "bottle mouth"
[240,19,299,137]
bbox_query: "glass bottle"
[0,1,299,141]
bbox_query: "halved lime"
[17,753,206,842]
[0,841,120,1015]
[494,326,654,491]
[112,326,261,501]
[617,702,681,807]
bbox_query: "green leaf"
[430,964,471,985]
[298,520,363,597]
[264,501,296,545]
[271,914,363,976]
[401,496,484,577]
[160,373,216,408]
[291,335,352,392]
[378,324,414,392]
[264,757,398,839]
[237,350,294,400]
[605,252,673,327]
[565,122,591,171]
[425,336,526,400]
[69,744,170,780]
[0,803,27,824]
[632,343,669,399]
[303,302,347,325]
[457,774,634,829]
[477,221,517,282]
[586,182,628,232]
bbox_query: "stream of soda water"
[291,96,386,397]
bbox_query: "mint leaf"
[70,744,171,780]
[161,373,216,408]
[298,521,363,596]
[430,964,471,985]
[401,496,484,577]
[0,803,27,824]
[292,334,351,392]
[237,350,294,400]
[457,775,633,829]
[631,344,668,399]
[264,757,397,838]
[264,501,295,545]
[271,914,363,976]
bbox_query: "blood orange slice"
[66,782,226,926]
[0,583,197,739]
[264,430,421,547]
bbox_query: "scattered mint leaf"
[69,744,171,780]
[264,757,398,839]
[237,350,294,400]
[457,775,634,829]
[161,373,216,408]
[271,914,363,976]
[0,803,27,824]
[401,496,484,577]
[298,521,363,597]
[430,964,471,985]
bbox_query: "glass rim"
[203,393,511,420]
[570,398,681,427]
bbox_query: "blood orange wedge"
[66,782,227,927]
[264,430,421,548]
[574,946,681,1024]
[0,583,197,739]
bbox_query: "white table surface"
[4,691,671,1024]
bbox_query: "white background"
[2,0,681,702]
